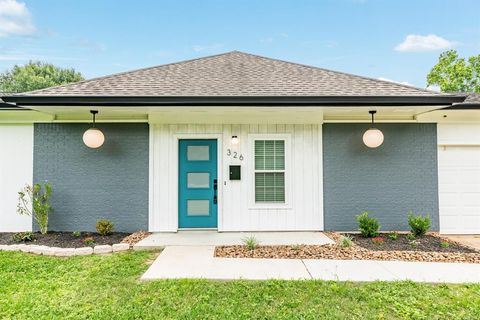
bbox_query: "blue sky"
[0,0,479,88]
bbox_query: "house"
[0,51,478,234]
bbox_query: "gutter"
[2,95,466,107]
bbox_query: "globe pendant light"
[83,110,105,148]
[362,110,384,148]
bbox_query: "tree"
[17,183,53,235]
[427,50,480,93]
[0,61,84,93]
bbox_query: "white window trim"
[248,133,291,210]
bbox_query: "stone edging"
[0,243,130,256]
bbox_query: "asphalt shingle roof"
[465,93,480,103]
[18,51,442,97]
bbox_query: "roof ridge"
[232,50,441,95]
[19,51,240,96]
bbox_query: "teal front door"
[179,139,218,228]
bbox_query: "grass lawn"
[1,251,480,319]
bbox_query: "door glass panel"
[187,146,209,161]
[187,200,210,216]
[187,172,210,188]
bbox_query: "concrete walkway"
[141,246,480,283]
[134,231,334,249]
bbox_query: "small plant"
[72,231,81,237]
[291,244,301,251]
[388,232,398,240]
[340,235,353,248]
[96,219,114,236]
[12,231,35,243]
[82,236,95,246]
[408,212,431,236]
[356,211,380,238]
[242,235,259,251]
[406,233,416,241]
[409,240,419,248]
[17,183,53,234]
[440,241,450,249]
[371,236,385,245]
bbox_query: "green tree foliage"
[0,61,83,93]
[427,50,480,93]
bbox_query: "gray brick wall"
[323,123,439,231]
[33,123,149,232]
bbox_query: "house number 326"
[226,149,244,161]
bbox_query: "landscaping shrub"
[242,235,259,251]
[406,233,416,241]
[340,235,353,248]
[388,232,398,240]
[17,183,53,234]
[96,219,114,236]
[371,236,385,245]
[440,241,450,249]
[82,236,95,246]
[408,212,431,236]
[12,231,35,243]
[356,212,380,238]
[72,231,81,237]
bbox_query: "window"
[254,140,285,203]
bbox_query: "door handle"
[213,179,218,204]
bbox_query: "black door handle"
[213,179,217,204]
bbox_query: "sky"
[0,0,479,88]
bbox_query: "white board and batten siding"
[0,125,33,232]
[437,124,480,234]
[149,124,323,232]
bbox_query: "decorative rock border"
[0,243,130,257]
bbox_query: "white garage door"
[0,124,33,232]
[438,147,480,234]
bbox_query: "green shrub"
[440,241,450,248]
[406,233,416,241]
[12,231,35,242]
[17,183,53,234]
[242,235,259,251]
[356,212,380,238]
[340,235,353,248]
[407,212,431,236]
[82,236,95,246]
[388,232,398,240]
[96,220,114,236]
[72,231,81,237]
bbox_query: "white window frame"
[248,134,291,209]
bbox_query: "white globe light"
[83,128,105,148]
[363,128,384,148]
[231,135,239,145]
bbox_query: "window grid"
[254,140,286,203]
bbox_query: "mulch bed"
[0,232,130,248]
[214,232,480,264]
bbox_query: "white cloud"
[394,34,456,52]
[378,77,413,86]
[0,0,35,37]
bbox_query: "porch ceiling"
[3,105,453,123]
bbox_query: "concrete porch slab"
[134,231,334,250]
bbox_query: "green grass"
[1,251,480,319]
